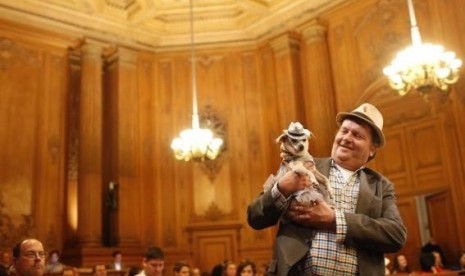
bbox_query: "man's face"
[13,239,46,276]
[114,254,122,263]
[1,252,11,265]
[224,264,237,276]
[174,266,189,276]
[331,119,376,171]
[143,258,164,276]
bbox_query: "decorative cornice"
[301,24,327,44]
[0,0,349,50]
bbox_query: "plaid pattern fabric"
[285,161,361,275]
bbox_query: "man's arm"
[247,189,282,230]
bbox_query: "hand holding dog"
[277,170,311,198]
[286,200,336,231]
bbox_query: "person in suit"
[44,250,65,274]
[11,239,46,276]
[247,103,407,275]
[107,250,125,271]
[0,251,12,276]
[135,247,164,276]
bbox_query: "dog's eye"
[290,138,298,143]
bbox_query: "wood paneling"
[426,191,460,265]
[186,223,241,273]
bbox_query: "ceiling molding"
[0,0,348,51]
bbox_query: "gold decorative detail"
[198,105,227,181]
[67,137,79,181]
[164,224,176,247]
[0,193,35,248]
[0,37,41,71]
[45,226,57,250]
[105,0,136,10]
[204,202,224,221]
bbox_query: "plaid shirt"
[272,160,361,275]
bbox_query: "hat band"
[287,132,306,137]
[352,111,375,125]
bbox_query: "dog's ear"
[275,133,287,143]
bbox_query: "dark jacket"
[247,158,407,276]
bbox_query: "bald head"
[12,239,45,276]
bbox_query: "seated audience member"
[94,265,107,276]
[62,267,79,276]
[108,251,125,271]
[451,252,465,271]
[0,251,12,276]
[135,246,164,276]
[432,251,446,273]
[421,237,446,266]
[222,260,236,276]
[419,252,437,273]
[211,263,223,276]
[236,260,256,276]
[173,261,190,276]
[392,254,412,274]
[190,267,201,276]
[255,263,268,276]
[44,250,65,274]
[12,239,46,276]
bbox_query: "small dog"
[264,122,332,205]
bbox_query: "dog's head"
[276,122,312,160]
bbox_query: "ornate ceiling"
[0,0,345,51]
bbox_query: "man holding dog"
[247,103,406,275]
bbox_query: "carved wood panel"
[425,191,459,265]
[187,224,241,273]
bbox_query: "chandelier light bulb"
[171,125,223,161]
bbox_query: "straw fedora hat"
[336,103,385,147]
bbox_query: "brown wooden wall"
[1,0,465,274]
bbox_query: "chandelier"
[171,0,223,162]
[383,0,462,98]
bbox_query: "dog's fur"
[264,123,333,205]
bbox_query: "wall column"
[270,33,305,125]
[301,23,336,156]
[77,42,104,247]
[104,47,141,248]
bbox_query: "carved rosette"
[198,105,227,181]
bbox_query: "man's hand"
[277,170,311,198]
[286,200,336,231]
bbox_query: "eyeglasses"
[22,251,47,259]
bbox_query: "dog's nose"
[297,144,304,151]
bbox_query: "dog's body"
[263,122,333,205]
